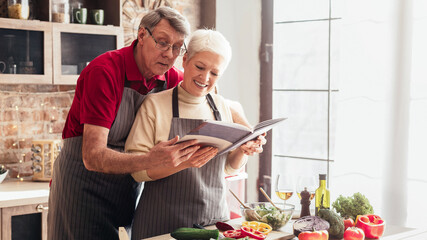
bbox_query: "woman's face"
[181,51,225,97]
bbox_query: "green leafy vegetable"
[253,205,291,230]
[332,192,374,221]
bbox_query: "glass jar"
[7,0,29,20]
[52,0,70,23]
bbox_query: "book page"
[178,135,233,152]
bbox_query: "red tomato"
[344,218,355,230]
[355,214,385,239]
[298,230,329,240]
[344,227,365,240]
[223,229,243,238]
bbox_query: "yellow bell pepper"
[242,221,273,235]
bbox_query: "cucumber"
[170,227,219,240]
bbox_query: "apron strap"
[206,93,222,121]
[172,87,222,121]
[172,87,180,118]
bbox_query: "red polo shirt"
[62,40,183,139]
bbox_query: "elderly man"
[47,7,219,240]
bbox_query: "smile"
[194,80,208,88]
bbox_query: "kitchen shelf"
[52,22,123,84]
[0,0,123,85]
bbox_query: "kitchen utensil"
[229,189,260,221]
[19,30,36,74]
[260,187,283,211]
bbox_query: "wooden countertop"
[0,179,49,208]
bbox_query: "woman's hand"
[181,146,218,168]
[239,133,267,156]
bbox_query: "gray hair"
[139,6,190,37]
[186,29,232,69]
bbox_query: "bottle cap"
[319,174,326,180]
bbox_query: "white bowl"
[0,170,9,184]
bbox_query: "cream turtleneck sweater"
[125,83,242,182]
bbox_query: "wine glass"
[275,174,295,205]
[296,175,317,201]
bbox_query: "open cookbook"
[177,118,287,155]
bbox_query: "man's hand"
[240,133,267,156]
[146,136,202,168]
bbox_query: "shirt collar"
[124,40,166,82]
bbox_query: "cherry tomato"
[223,229,243,238]
[298,230,329,240]
[241,226,266,240]
[344,227,365,240]
[344,218,355,230]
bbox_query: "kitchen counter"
[145,218,294,240]
[144,218,427,240]
[0,179,50,208]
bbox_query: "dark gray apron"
[131,87,229,239]
[48,76,166,240]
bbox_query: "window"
[262,0,427,228]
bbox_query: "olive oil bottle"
[315,174,330,216]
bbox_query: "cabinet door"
[0,19,52,84]
[1,203,48,240]
[52,23,124,85]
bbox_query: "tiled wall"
[0,0,202,180]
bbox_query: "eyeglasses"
[145,27,187,56]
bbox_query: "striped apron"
[48,77,166,240]
[131,87,229,239]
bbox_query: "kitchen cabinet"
[0,0,123,85]
[1,203,48,240]
[0,181,50,240]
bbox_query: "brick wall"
[0,85,75,179]
[0,0,203,181]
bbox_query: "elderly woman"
[125,29,264,239]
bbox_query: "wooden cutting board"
[145,218,295,240]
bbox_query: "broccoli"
[318,209,345,239]
[332,192,374,221]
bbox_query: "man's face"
[181,51,225,97]
[137,19,185,78]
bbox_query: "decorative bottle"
[315,174,330,216]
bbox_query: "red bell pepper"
[223,229,243,239]
[355,214,385,239]
[241,226,266,240]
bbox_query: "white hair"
[186,29,232,69]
